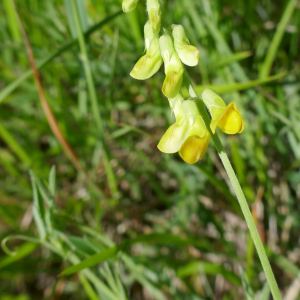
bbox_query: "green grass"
[0,0,299,299]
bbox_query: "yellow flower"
[159,34,184,98]
[122,0,139,12]
[130,21,163,80]
[147,0,162,34]
[157,95,188,153]
[158,97,210,164]
[201,88,244,134]
[179,100,210,164]
[172,25,200,67]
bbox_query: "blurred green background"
[0,0,300,299]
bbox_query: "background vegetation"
[0,0,300,299]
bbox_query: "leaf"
[30,172,47,240]
[0,122,32,167]
[79,274,100,300]
[0,10,122,105]
[259,0,298,78]
[60,233,212,276]
[177,261,241,286]
[266,247,300,278]
[208,51,253,70]
[239,265,255,300]
[182,72,287,97]
[259,282,270,300]
[48,165,56,199]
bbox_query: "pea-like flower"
[202,88,244,134]
[179,100,210,164]
[158,96,210,164]
[172,25,200,67]
[147,0,162,34]
[130,21,163,80]
[159,34,184,98]
[157,95,188,153]
[122,0,139,12]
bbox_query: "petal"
[179,134,210,164]
[175,44,200,67]
[122,0,139,12]
[173,25,200,66]
[162,70,183,98]
[157,121,188,153]
[147,0,162,34]
[130,38,163,80]
[217,102,244,134]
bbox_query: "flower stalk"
[121,0,282,298]
[182,69,282,300]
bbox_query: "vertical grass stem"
[71,0,118,197]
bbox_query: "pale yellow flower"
[122,0,139,12]
[147,0,162,34]
[130,21,163,80]
[158,98,210,164]
[172,24,200,67]
[159,34,184,98]
[202,88,244,134]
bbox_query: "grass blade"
[259,282,270,300]
[0,10,122,105]
[208,51,253,70]
[0,122,32,167]
[239,265,255,300]
[176,261,241,286]
[14,1,85,173]
[0,242,38,269]
[70,0,118,196]
[182,72,287,96]
[259,0,298,78]
[60,233,214,277]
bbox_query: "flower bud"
[122,0,139,12]
[179,100,210,164]
[130,22,163,80]
[157,95,188,153]
[202,88,244,134]
[159,34,184,98]
[172,25,200,67]
[147,0,162,34]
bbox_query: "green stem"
[71,0,118,197]
[182,69,282,300]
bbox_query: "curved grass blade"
[0,10,122,105]
[176,261,241,286]
[0,242,38,269]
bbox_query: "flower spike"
[122,0,139,12]
[130,21,163,80]
[172,25,200,67]
[202,88,244,134]
[147,0,162,34]
[159,34,184,98]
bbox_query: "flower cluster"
[122,0,244,164]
